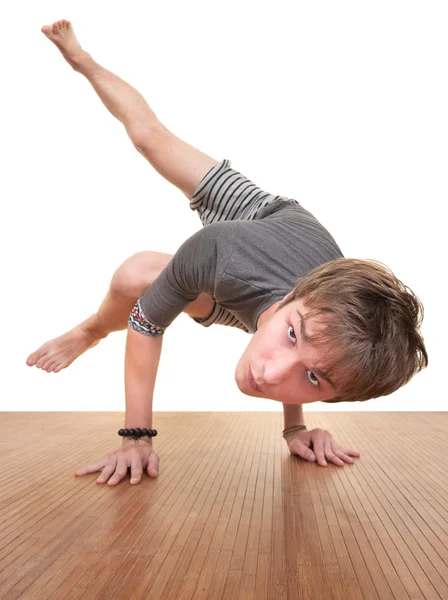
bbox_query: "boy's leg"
[41,20,219,200]
[26,250,215,373]
[27,21,220,373]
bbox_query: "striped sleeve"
[189,158,296,226]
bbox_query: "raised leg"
[41,19,219,200]
[26,251,215,373]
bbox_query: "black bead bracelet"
[118,428,157,443]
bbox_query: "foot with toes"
[41,19,85,68]
[26,321,102,373]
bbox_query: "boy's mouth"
[248,366,263,392]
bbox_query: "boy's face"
[234,294,339,404]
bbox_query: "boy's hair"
[276,258,428,403]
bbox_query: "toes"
[42,360,52,372]
[28,343,50,367]
[40,357,53,371]
[45,360,58,373]
[49,359,63,373]
[41,25,51,35]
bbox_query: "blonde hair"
[276,258,428,403]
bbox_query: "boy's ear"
[283,290,295,303]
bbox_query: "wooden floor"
[0,412,447,600]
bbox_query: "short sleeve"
[128,223,233,334]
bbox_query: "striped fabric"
[191,296,250,333]
[188,158,297,333]
[189,158,297,226]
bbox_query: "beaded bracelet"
[118,428,158,443]
[282,424,307,439]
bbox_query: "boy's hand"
[286,428,360,467]
[74,441,159,485]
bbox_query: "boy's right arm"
[74,325,163,485]
[122,324,163,446]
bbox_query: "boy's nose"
[262,354,298,386]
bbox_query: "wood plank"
[0,412,447,600]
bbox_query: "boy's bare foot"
[26,319,104,373]
[41,19,85,69]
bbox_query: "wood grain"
[0,411,447,600]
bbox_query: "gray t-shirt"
[128,159,344,336]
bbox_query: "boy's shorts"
[188,158,299,333]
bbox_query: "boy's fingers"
[130,454,143,484]
[147,452,159,477]
[75,467,91,476]
[75,460,106,476]
[96,464,116,484]
[107,457,128,486]
[75,449,160,484]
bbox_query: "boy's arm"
[282,403,305,430]
[120,227,221,447]
[122,324,163,446]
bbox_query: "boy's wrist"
[122,436,153,447]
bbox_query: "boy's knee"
[110,268,141,297]
[111,257,149,297]
[111,251,168,298]
[127,121,163,152]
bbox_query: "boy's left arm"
[283,402,305,428]
[282,403,361,467]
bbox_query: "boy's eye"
[288,325,320,388]
[287,325,296,342]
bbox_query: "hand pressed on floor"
[74,441,159,485]
[286,428,360,467]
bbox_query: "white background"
[2,1,446,413]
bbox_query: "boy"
[26,21,428,485]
